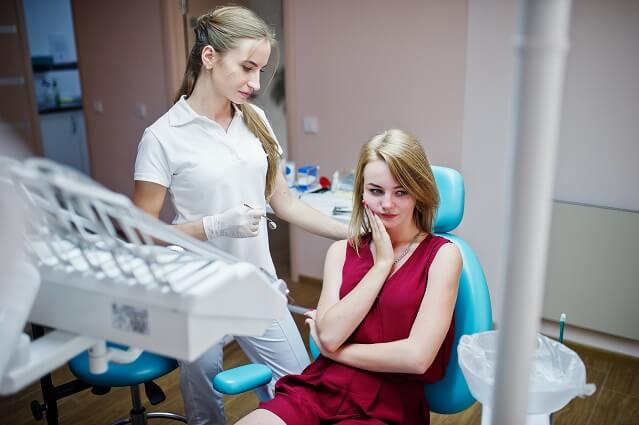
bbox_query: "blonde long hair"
[349,129,440,251]
[174,6,281,199]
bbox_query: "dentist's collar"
[169,95,243,127]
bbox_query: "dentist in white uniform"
[133,6,347,424]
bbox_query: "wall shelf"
[39,103,83,114]
[32,61,78,73]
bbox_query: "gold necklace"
[392,232,422,266]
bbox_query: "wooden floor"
[1,278,638,424]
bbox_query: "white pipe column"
[491,1,573,424]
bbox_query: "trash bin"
[458,330,596,425]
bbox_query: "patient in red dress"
[237,129,461,425]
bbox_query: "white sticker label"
[112,303,149,335]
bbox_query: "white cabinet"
[39,110,90,175]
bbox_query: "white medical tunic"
[134,96,282,276]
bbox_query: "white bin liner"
[458,330,596,414]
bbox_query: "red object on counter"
[319,176,331,189]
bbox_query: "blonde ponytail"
[174,61,199,104]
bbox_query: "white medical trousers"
[178,309,310,425]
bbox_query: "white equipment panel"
[1,158,288,394]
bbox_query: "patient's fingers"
[366,206,379,238]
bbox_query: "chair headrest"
[432,166,464,233]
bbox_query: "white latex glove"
[202,205,265,239]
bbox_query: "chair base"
[112,409,187,425]
[111,384,187,425]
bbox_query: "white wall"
[459,0,517,324]
[554,0,639,211]
[460,0,639,353]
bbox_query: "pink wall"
[284,0,469,279]
[72,0,171,198]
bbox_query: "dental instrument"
[243,203,277,230]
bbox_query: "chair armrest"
[212,364,272,395]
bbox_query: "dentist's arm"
[133,180,207,240]
[311,243,461,374]
[269,170,348,240]
[133,180,263,241]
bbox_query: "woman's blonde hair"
[174,6,281,199]
[348,129,440,250]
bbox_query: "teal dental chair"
[213,166,493,415]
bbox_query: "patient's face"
[362,160,416,230]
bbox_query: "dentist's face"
[211,38,271,105]
[362,159,416,230]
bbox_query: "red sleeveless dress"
[260,234,455,424]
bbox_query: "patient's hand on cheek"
[365,206,394,270]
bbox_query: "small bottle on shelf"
[52,79,61,108]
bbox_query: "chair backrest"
[309,166,493,414]
[426,166,493,414]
